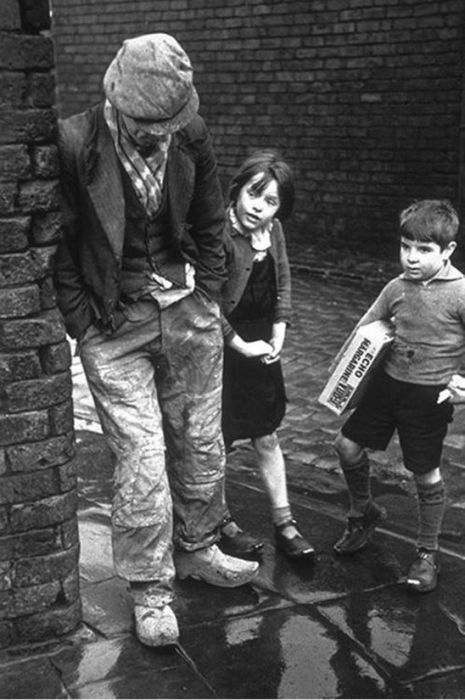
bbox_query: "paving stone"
[0,656,67,699]
[80,577,132,638]
[180,602,395,699]
[316,563,465,688]
[52,636,210,698]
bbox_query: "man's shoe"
[334,502,386,554]
[134,604,179,647]
[175,544,259,588]
[220,519,264,557]
[275,519,315,560]
[406,549,439,593]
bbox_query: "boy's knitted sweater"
[358,262,465,385]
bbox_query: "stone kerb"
[0,0,81,647]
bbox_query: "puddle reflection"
[319,585,465,685]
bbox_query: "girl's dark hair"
[228,149,295,221]
[400,199,459,250]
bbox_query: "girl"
[219,150,314,561]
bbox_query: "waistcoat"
[119,163,185,298]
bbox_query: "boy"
[333,199,465,593]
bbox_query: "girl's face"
[235,173,280,231]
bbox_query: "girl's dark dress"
[222,251,286,446]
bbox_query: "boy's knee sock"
[340,453,371,517]
[415,478,445,552]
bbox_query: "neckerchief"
[104,100,171,216]
[229,206,272,261]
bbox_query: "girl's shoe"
[220,519,264,556]
[406,549,439,593]
[275,519,315,560]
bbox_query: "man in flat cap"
[55,33,258,648]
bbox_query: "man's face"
[399,236,456,281]
[120,113,166,151]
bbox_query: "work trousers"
[78,291,226,601]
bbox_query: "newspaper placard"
[318,320,394,415]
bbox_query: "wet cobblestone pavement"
[2,252,465,699]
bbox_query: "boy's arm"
[437,287,465,404]
[326,282,395,374]
[438,375,465,404]
[442,292,465,403]
[355,281,395,329]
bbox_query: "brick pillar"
[0,0,81,647]
[459,16,465,244]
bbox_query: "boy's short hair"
[400,199,459,249]
[228,149,295,221]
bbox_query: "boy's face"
[400,236,456,281]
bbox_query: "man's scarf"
[104,100,171,216]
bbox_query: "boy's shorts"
[341,370,454,475]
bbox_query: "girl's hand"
[227,333,273,359]
[262,322,286,363]
[241,340,274,358]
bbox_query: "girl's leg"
[253,432,289,512]
[253,433,314,559]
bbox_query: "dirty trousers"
[78,292,226,597]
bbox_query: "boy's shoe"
[175,544,259,588]
[275,519,315,560]
[134,604,179,647]
[406,549,439,593]
[334,502,386,554]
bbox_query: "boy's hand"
[438,374,465,404]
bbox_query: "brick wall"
[51,0,464,258]
[0,0,80,647]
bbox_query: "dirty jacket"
[221,216,291,341]
[54,103,226,339]
[358,262,465,385]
